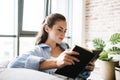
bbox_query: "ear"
[44,25,49,32]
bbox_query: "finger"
[89,66,94,71]
[65,50,79,55]
[88,62,95,66]
[66,54,80,62]
[64,58,75,65]
[85,66,94,71]
[72,51,80,55]
[64,61,73,65]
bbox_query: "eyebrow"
[58,26,67,30]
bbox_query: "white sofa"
[0,68,63,80]
[0,60,63,80]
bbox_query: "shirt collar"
[38,43,68,50]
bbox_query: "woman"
[8,13,95,79]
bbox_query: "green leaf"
[92,38,106,50]
[110,33,120,45]
[109,46,120,51]
[99,51,113,61]
[99,51,108,59]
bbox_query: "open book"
[55,45,101,79]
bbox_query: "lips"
[59,37,63,40]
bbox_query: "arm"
[39,50,80,70]
[25,44,79,71]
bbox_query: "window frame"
[0,0,85,59]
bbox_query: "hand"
[56,50,80,68]
[85,61,95,71]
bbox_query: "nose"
[61,32,65,38]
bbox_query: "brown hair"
[35,13,66,45]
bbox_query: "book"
[55,45,101,79]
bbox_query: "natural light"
[22,0,44,31]
[0,0,14,35]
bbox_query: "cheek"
[52,31,60,36]
[49,31,58,38]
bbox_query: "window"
[0,0,16,60]
[0,0,84,61]
[19,37,36,55]
[18,0,45,55]
[0,0,45,59]
[0,37,15,60]
[22,0,45,31]
[0,0,15,35]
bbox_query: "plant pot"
[100,60,119,80]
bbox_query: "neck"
[45,42,57,49]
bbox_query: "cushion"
[0,68,63,80]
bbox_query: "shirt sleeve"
[25,55,45,70]
[78,71,91,79]
[24,45,49,70]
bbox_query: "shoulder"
[24,43,50,56]
[35,43,51,52]
[33,43,50,50]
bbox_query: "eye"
[58,29,63,32]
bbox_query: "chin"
[56,42,62,44]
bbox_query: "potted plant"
[92,33,120,80]
[92,37,105,56]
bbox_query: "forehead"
[54,20,67,29]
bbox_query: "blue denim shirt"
[7,43,91,79]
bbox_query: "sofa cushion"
[0,68,63,80]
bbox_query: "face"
[47,20,67,44]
